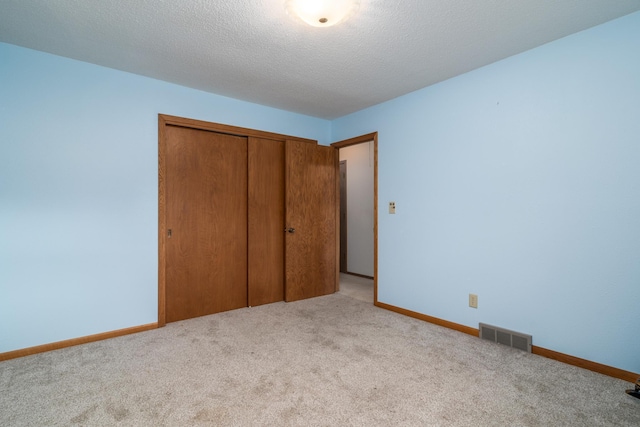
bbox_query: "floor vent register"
[479,323,532,353]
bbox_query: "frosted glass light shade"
[285,0,360,27]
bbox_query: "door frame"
[339,160,347,273]
[331,132,378,304]
[158,114,316,327]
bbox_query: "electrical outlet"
[389,202,396,214]
[469,294,478,308]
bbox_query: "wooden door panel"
[165,126,248,322]
[248,137,285,306]
[285,140,337,302]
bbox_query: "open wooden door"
[285,140,338,302]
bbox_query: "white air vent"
[479,323,532,353]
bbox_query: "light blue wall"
[332,12,640,374]
[0,43,330,353]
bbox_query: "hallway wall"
[340,142,374,277]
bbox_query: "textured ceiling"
[1,0,639,119]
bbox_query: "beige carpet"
[338,273,374,303]
[1,286,638,426]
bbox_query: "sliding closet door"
[285,140,338,302]
[159,114,339,325]
[165,125,248,322]
[248,137,285,306]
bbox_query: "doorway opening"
[331,132,378,304]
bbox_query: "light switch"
[469,294,478,308]
[389,202,396,214]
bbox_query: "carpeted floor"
[338,273,374,303]
[1,283,638,426]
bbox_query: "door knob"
[285,227,295,234]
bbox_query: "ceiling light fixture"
[285,0,360,28]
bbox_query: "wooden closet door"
[165,125,248,322]
[248,137,285,306]
[285,140,338,301]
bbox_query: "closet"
[158,115,337,324]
